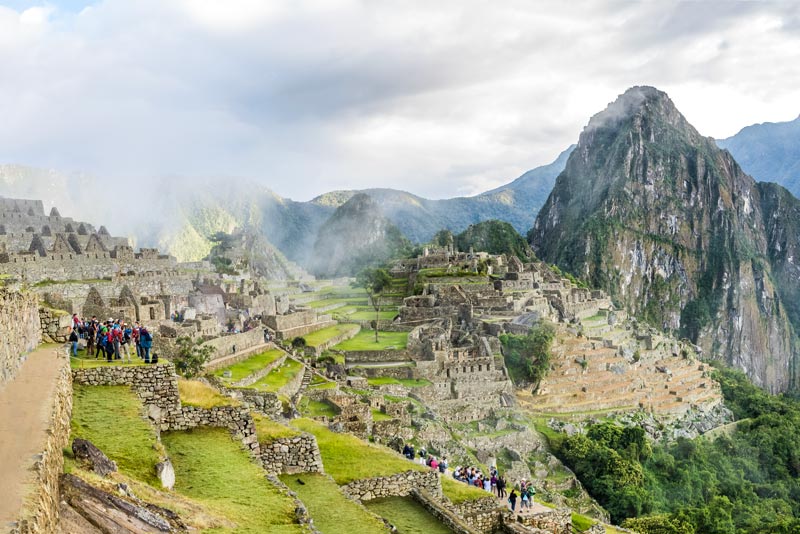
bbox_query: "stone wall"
[71,362,180,413]
[204,342,275,373]
[341,470,441,501]
[215,382,283,419]
[259,433,324,474]
[163,405,260,456]
[410,489,476,534]
[345,349,411,363]
[12,355,72,534]
[202,329,264,361]
[452,497,505,534]
[0,288,42,386]
[516,507,572,534]
[38,306,72,343]
[304,325,360,357]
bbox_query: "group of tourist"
[69,313,154,363]
[399,442,536,513]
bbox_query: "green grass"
[249,358,303,393]
[572,512,596,531]
[302,324,360,348]
[333,331,408,351]
[252,413,301,441]
[178,379,239,408]
[372,409,393,421]
[162,428,302,534]
[306,297,370,309]
[364,496,453,534]
[366,377,432,388]
[299,398,340,418]
[441,476,493,504]
[281,474,388,534]
[69,355,151,369]
[70,385,162,486]
[344,310,399,321]
[308,381,338,390]
[290,418,425,484]
[213,349,284,383]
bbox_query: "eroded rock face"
[60,474,186,533]
[72,438,117,477]
[530,86,799,392]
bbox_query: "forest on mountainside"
[549,368,800,533]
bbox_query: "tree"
[353,267,392,343]
[173,336,214,378]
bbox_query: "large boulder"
[156,459,175,490]
[72,438,117,477]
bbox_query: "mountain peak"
[584,86,681,134]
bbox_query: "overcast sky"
[1,1,798,201]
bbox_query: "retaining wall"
[259,433,324,474]
[201,329,263,361]
[410,489,476,534]
[164,405,260,455]
[0,288,42,386]
[451,497,505,534]
[71,362,180,413]
[341,470,441,501]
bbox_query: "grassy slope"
[290,418,425,484]
[333,331,409,351]
[162,428,302,534]
[178,379,238,408]
[70,384,162,486]
[365,496,454,534]
[366,377,432,388]
[281,474,388,534]
[249,358,303,392]
[252,413,301,440]
[213,349,284,383]
[440,476,493,504]
[302,324,360,347]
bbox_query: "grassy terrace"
[366,377,432,388]
[365,496,454,534]
[301,324,360,348]
[290,418,425,484]
[306,297,370,308]
[281,474,388,534]
[299,397,340,418]
[163,428,302,534]
[69,354,153,369]
[213,348,284,383]
[252,413,301,441]
[178,379,239,408]
[69,385,162,486]
[248,357,303,392]
[333,330,408,351]
[441,476,493,504]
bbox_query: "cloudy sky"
[1,0,799,201]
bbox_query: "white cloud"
[0,0,798,200]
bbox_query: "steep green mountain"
[206,229,311,280]
[309,193,412,277]
[718,115,800,197]
[454,220,535,261]
[530,86,799,393]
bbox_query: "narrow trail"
[0,345,66,530]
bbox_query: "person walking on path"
[68,328,79,357]
[508,489,518,512]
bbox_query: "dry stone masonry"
[0,288,42,386]
[259,433,324,475]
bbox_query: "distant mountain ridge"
[1,146,571,267]
[718,114,800,198]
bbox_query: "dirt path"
[0,345,66,530]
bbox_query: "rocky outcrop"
[530,86,800,392]
[72,439,117,477]
[59,474,187,533]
